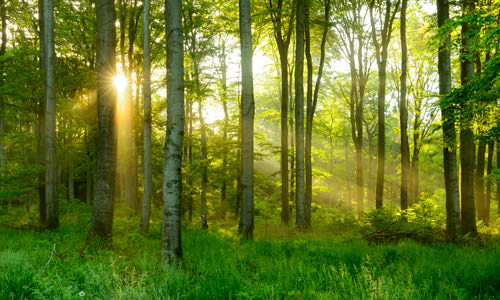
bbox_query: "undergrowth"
[0,203,500,299]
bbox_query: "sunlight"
[113,73,127,94]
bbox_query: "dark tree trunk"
[88,0,117,241]
[476,141,486,222]
[161,0,184,260]
[459,0,477,236]
[399,0,410,211]
[141,0,152,233]
[485,140,493,225]
[42,0,58,229]
[0,0,7,209]
[238,0,255,239]
[294,0,306,229]
[438,0,460,239]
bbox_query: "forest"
[1,0,500,298]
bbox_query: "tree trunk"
[399,0,410,211]
[141,0,152,233]
[198,94,208,229]
[88,0,117,241]
[294,0,306,229]
[438,0,460,240]
[68,118,75,203]
[238,0,255,239]
[304,1,313,227]
[279,45,289,226]
[42,0,58,229]
[220,38,229,219]
[476,141,486,222]
[459,0,477,236]
[0,0,6,209]
[161,0,184,260]
[485,140,493,225]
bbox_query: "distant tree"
[399,0,409,211]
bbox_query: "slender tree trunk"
[476,141,486,222]
[485,140,493,225]
[68,118,75,203]
[88,0,117,241]
[220,38,229,219]
[238,0,255,239]
[294,0,306,230]
[141,0,152,233]
[279,49,289,226]
[161,0,184,260]
[42,0,58,229]
[438,0,460,239]
[459,0,477,236]
[399,0,410,211]
[0,0,6,209]
[304,1,313,227]
[289,64,295,218]
[198,93,208,229]
[188,97,194,222]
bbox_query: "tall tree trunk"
[238,0,255,239]
[485,140,493,225]
[438,0,460,239]
[68,118,75,203]
[188,97,193,222]
[0,0,6,209]
[280,51,290,225]
[459,0,477,236]
[220,38,229,219]
[294,0,306,229]
[88,0,117,241]
[198,91,208,229]
[304,0,313,227]
[399,0,410,211]
[42,0,58,229]
[162,0,184,260]
[305,0,330,224]
[369,0,400,209]
[141,0,152,233]
[476,141,486,222]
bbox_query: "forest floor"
[1,202,500,300]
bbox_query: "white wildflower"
[79,291,85,297]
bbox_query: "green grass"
[1,205,500,299]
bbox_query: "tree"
[238,0,255,239]
[88,0,117,241]
[437,0,460,239]
[141,0,152,233]
[0,0,6,208]
[459,0,477,236]
[399,0,409,211]
[42,0,58,229]
[162,0,184,259]
[369,0,400,209]
[294,0,306,229]
[305,0,330,225]
[266,0,295,226]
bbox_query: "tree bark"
[369,0,400,209]
[162,0,184,260]
[399,0,410,211]
[220,38,229,219]
[68,118,75,203]
[267,0,294,226]
[305,0,330,225]
[438,0,460,239]
[485,140,493,225]
[0,0,6,209]
[459,0,477,236]
[238,0,255,239]
[294,0,306,229]
[476,141,486,222]
[42,0,58,229]
[88,0,117,241]
[141,0,152,233]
